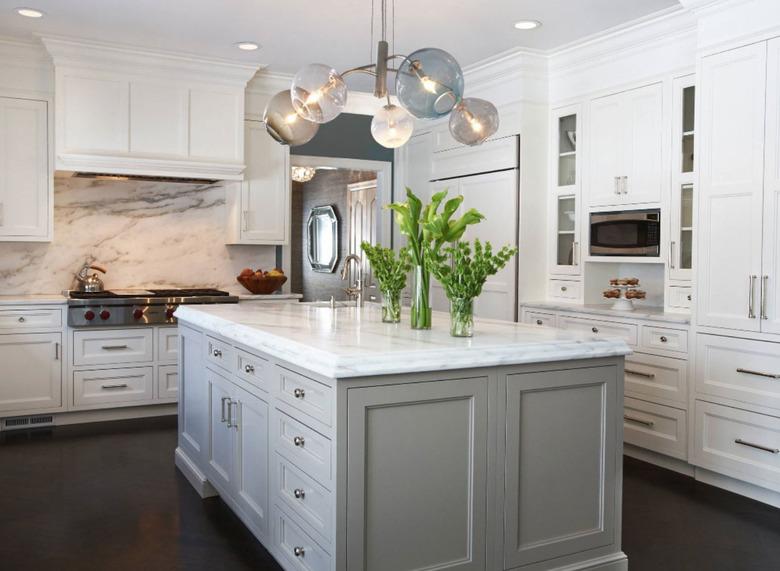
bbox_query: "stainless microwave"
[590,209,661,257]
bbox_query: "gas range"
[67,288,239,327]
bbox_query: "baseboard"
[554,552,628,571]
[0,404,177,430]
[175,447,218,499]
[623,445,694,477]
[695,467,780,510]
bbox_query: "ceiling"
[0,0,680,75]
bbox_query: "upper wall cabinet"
[669,75,695,283]
[550,104,581,276]
[588,82,664,207]
[42,37,259,181]
[0,96,51,242]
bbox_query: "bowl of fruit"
[237,267,287,295]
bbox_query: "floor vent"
[2,415,55,430]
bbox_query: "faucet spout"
[341,254,364,307]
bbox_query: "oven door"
[590,214,661,256]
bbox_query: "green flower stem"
[411,265,431,330]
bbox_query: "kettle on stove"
[74,261,107,293]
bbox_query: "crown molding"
[677,0,751,16]
[0,35,51,68]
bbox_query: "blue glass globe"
[395,48,464,119]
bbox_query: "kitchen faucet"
[340,254,363,307]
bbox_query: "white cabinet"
[0,333,62,414]
[207,369,235,491]
[587,82,664,207]
[0,97,51,242]
[226,120,290,245]
[178,325,208,463]
[550,105,582,276]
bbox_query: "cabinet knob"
[293,488,305,499]
[561,286,568,292]
[294,388,305,399]
[592,327,599,334]
[17,316,25,323]
[213,349,222,358]
[293,436,305,447]
[659,336,668,343]
[536,319,543,326]
[244,364,255,374]
[687,294,692,301]
[293,546,305,557]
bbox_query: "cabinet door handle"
[226,398,235,428]
[761,275,769,320]
[102,383,129,390]
[734,438,779,454]
[573,241,580,266]
[242,210,249,232]
[244,364,255,374]
[293,388,305,399]
[293,436,305,447]
[736,368,780,380]
[614,176,620,195]
[102,345,129,350]
[220,396,230,423]
[625,368,656,379]
[230,401,239,430]
[749,275,757,319]
[293,488,305,499]
[624,415,654,428]
[622,176,628,194]
[293,546,305,557]
[213,348,222,358]
[54,342,59,361]
[669,241,676,269]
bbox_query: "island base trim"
[175,447,217,498]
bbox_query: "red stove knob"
[166,307,176,319]
[133,308,144,320]
[99,310,111,320]
[84,310,96,321]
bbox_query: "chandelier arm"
[341,67,378,79]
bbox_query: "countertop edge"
[521,301,691,325]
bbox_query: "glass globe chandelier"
[263,0,499,149]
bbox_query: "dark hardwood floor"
[1,418,779,570]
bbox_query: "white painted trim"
[55,154,245,180]
[175,447,219,498]
[624,445,695,477]
[695,466,780,509]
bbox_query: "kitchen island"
[174,302,631,571]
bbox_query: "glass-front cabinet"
[550,105,581,275]
[670,75,695,282]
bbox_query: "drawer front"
[73,367,154,407]
[277,366,333,427]
[522,310,557,328]
[158,364,178,399]
[236,348,270,392]
[694,401,780,492]
[0,307,62,330]
[558,315,638,346]
[273,454,333,545]
[273,409,333,488]
[624,353,688,407]
[73,329,154,366]
[641,325,688,355]
[624,397,687,460]
[273,506,332,571]
[157,327,178,361]
[668,286,692,309]
[548,279,581,301]
[695,334,780,411]
[205,335,234,373]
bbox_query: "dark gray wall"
[292,113,394,163]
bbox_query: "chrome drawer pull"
[734,438,779,454]
[212,349,222,358]
[624,415,654,428]
[293,546,305,557]
[561,286,568,292]
[17,316,25,323]
[101,383,128,390]
[659,336,668,343]
[625,368,656,379]
[293,388,305,399]
[244,364,255,374]
[293,488,305,499]
[536,319,543,325]
[101,345,129,350]
[293,436,305,447]
[736,368,780,380]
[591,327,599,334]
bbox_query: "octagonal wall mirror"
[307,205,339,272]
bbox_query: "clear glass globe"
[449,98,499,146]
[263,90,320,146]
[395,48,464,119]
[291,64,348,124]
[371,104,414,148]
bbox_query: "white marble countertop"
[176,302,631,379]
[0,294,67,305]
[521,301,691,325]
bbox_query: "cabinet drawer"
[522,310,557,328]
[73,329,153,366]
[695,334,780,411]
[277,366,332,427]
[158,364,178,399]
[624,397,687,460]
[641,325,688,355]
[273,409,332,488]
[236,348,269,392]
[73,366,154,407]
[624,353,688,407]
[0,307,62,330]
[273,505,331,571]
[558,315,638,346]
[205,335,234,373]
[668,286,692,309]
[694,401,780,492]
[548,279,581,301]
[273,454,333,545]
[157,327,178,361]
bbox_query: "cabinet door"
[346,377,488,571]
[233,386,270,538]
[178,326,208,461]
[504,366,618,568]
[237,120,290,244]
[762,38,780,334]
[207,369,235,491]
[622,82,664,204]
[697,43,767,331]
[0,97,49,240]
[551,194,580,275]
[588,93,624,206]
[0,333,62,414]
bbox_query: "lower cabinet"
[0,332,62,413]
[504,366,618,568]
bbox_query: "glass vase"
[381,289,401,323]
[410,265,432,330]
[449,297,474,337]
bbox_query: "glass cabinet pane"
[682,86,695,173]
[557,196,576,266]
[558,114,576,187]
[680,184,693,269]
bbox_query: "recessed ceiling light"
[235,42,260,51]
[514,20,541,30]
[16,7,44,18]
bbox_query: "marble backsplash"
[0,177,276,295]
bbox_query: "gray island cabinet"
[174,303,630,571]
